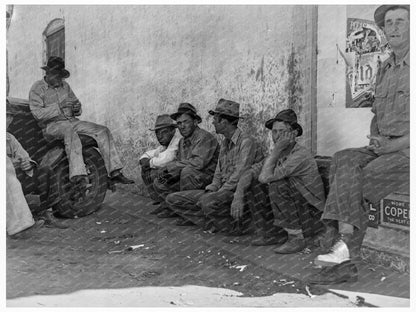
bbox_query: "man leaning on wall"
[166,99,263,232]
[153,103,220,218]
[308,5,410,285]
[139,114,181,208]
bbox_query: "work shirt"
[167,127,219,175]
[270,143,325,211]
[29,78,80,128]
[139,131,181,168]
[209,128,263,192]
[372,51,409,156]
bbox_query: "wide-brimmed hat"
[374,5,410,28]
[6,99,19,116]
[208,98,242,119]
[41,56,70,78]
[170,103,202,123]
[265,109,303,137]
[149,114,177,131]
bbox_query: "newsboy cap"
[265,108,303,137]
[208,98,242,119]
[374,5,410,28]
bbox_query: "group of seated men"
[6,4,410,285]
[141,100,327,253]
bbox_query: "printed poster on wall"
[343,18,391,108]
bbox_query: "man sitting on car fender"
[29,56,134,187]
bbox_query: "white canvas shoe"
[314,239,350,267]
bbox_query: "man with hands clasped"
[308,5,410,285]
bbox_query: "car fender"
[39,146,66,169]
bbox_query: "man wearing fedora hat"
[242,109,326,253]
[308,5,410,285]
[29,56,134,187]
[139,114,181,207]
[166,99,262,232]
[153,103,219,218]
[6,100,68,230]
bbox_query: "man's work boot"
[251,230,288,246]
[307,261,358,285]
[273,236,306,254]
[110,170,134,184]
[39,210,69,229]
[314,234,352,267]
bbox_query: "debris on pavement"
[280,281,295,286]
[305,285,316,298]
[107,250,124,254]
[380,276,386,282]
[96,222,102,225]
[114,240,120,245]
[233,282,241,286]
[100,230,106,233]
[126,244,145,251]
[356,296,365,305]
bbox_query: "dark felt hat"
[149,114,177,131]
[374,5,410,28]
[265,109,303,137]
[41,56,70,78]
[208,98,242,118]
[170,103,202,123]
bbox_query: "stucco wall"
[7,5,316,186]
[317,5,380,156]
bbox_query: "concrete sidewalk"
[106,190,410,304]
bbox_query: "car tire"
[54,146,108,218]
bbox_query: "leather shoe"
[40,210,69,229]
[273,236,306,254]
[314,237,350,267]
[157,209,177,218]
[307,261,358,285]
[111,172,135,184]
[150,204,167,215]
[175,218,194,226]
[251,233,288,246]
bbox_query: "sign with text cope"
[381,194,410,230]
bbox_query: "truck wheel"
[54,147,108,218]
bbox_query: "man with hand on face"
[253,109,325,253]
[29,56,134,190]
[166,99,262,233]
[308,5,410,285]
[154,103,219,218]
[139,114,180,209]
